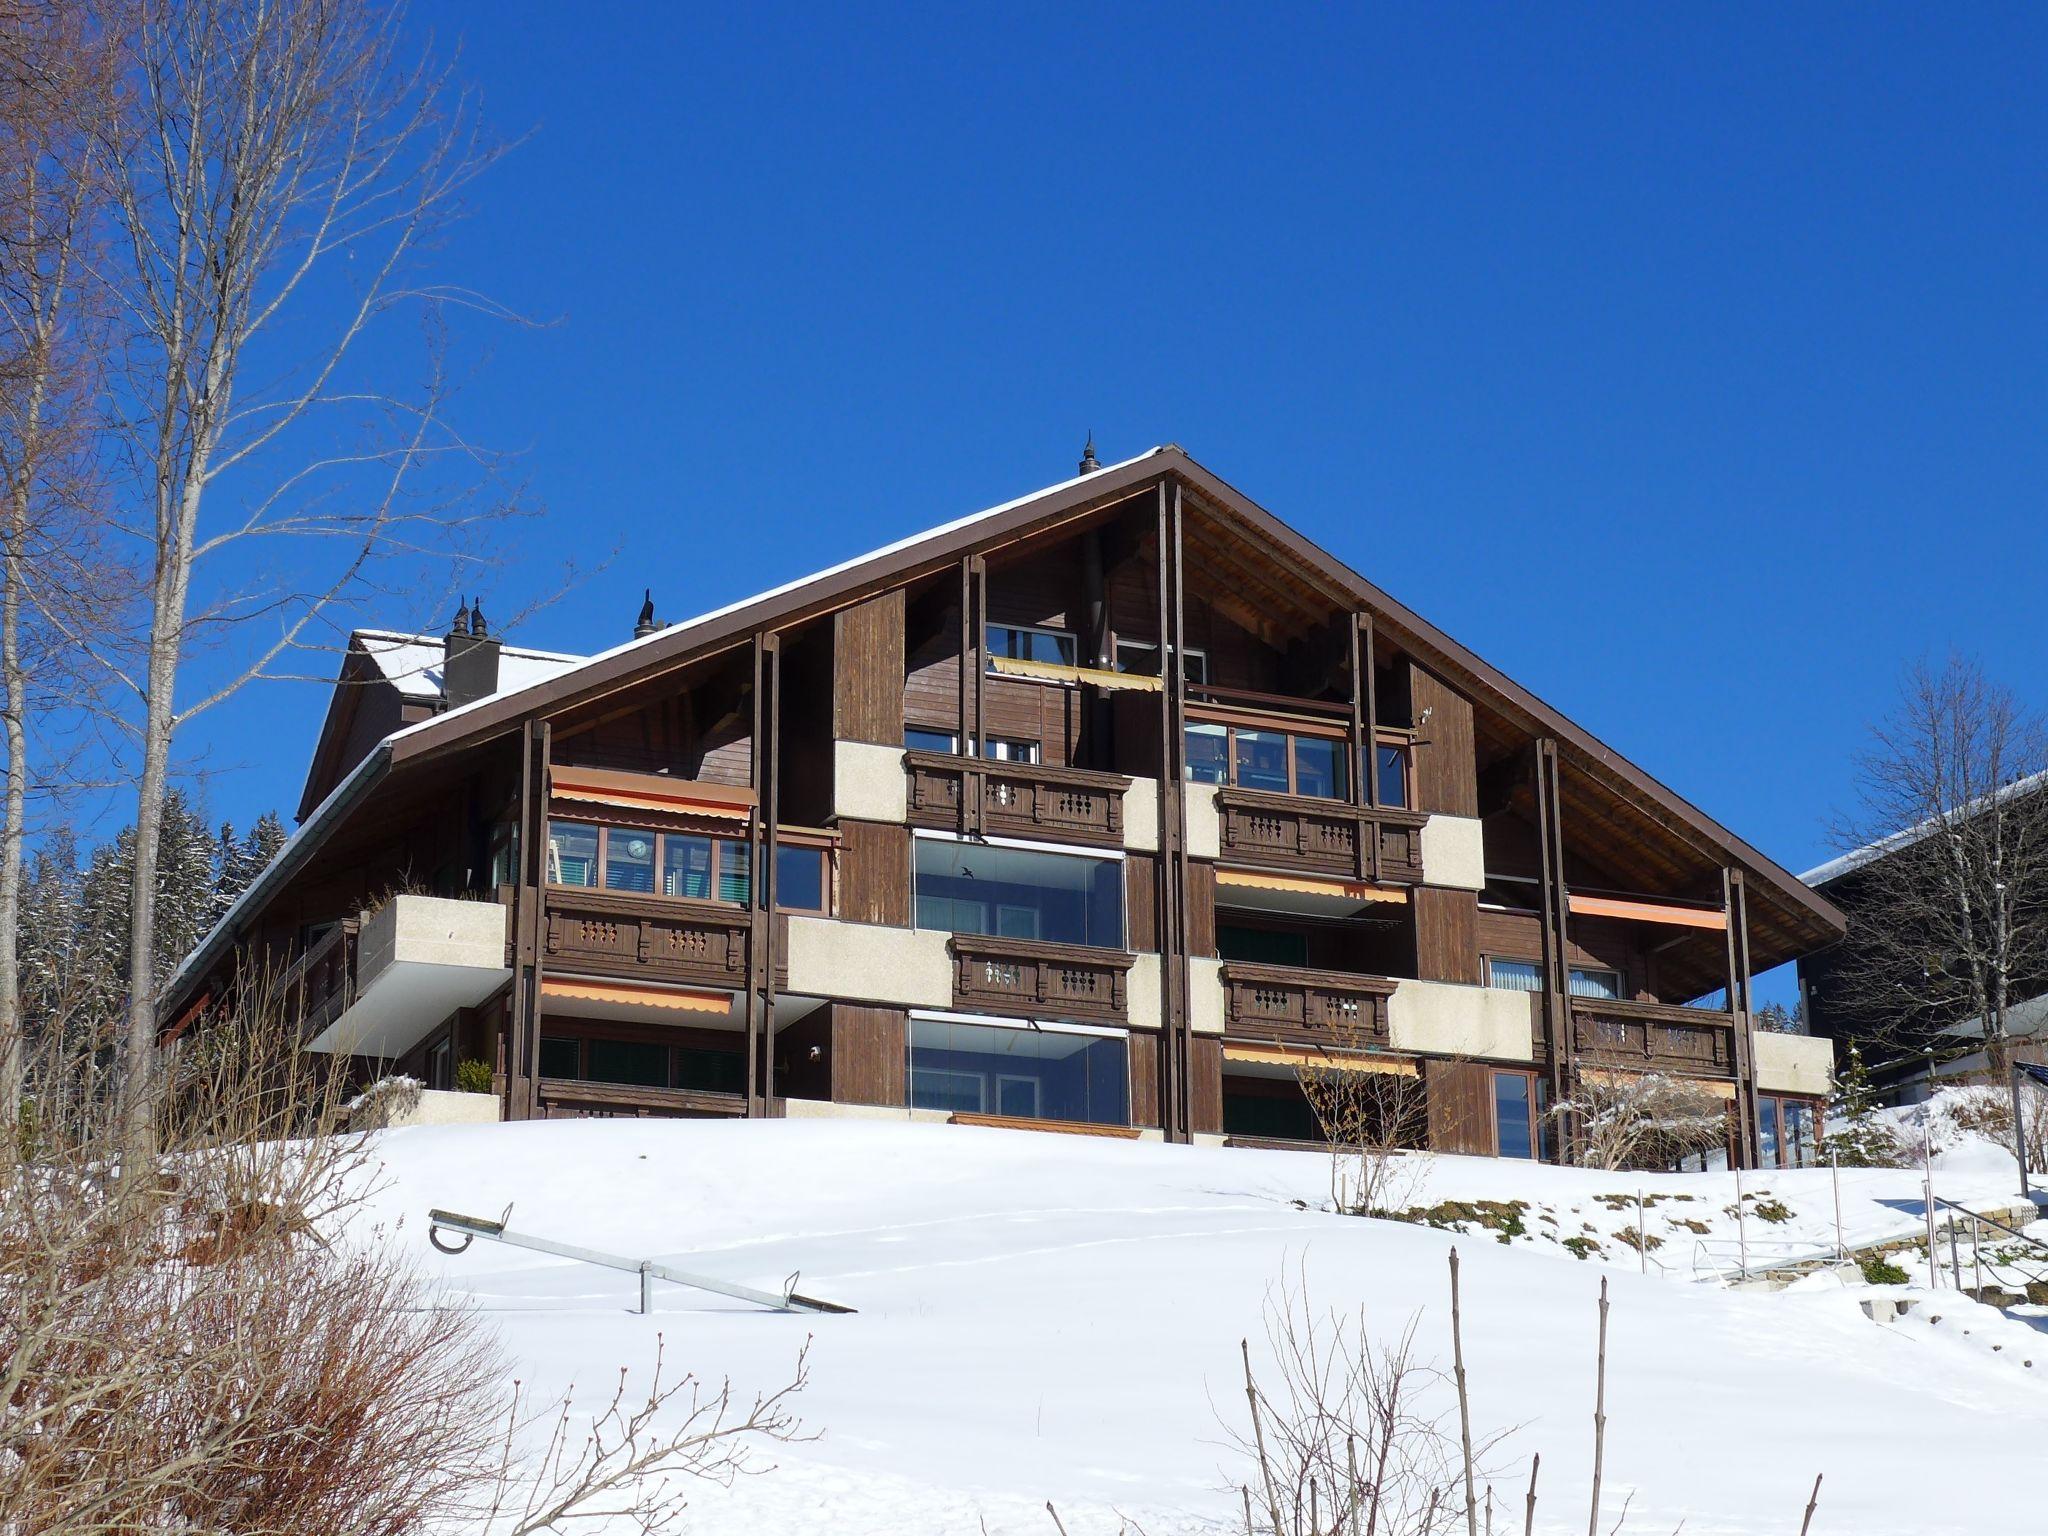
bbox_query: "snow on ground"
[348,1119,2045,1535]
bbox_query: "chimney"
[442,595,501,709]
[634,588,658,639]
[1078,432,1101,475]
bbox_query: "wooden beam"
[1566,893,1728,930]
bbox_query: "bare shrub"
[0,975,811,1533]
[1296,1032,1428,1215]
[1550,1071,1726,1172]
[1224,1268,1491,1535]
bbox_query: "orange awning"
[1223,1043,1419,1077]
[1567,893,1727,931]
[540,978,732,1014]
[1215,868,1407,904]
[550,769,753,821]
[1580,1066,1738,1100]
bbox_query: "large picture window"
[1114,639,1207,684]
[913,837,1125,950]
[1186,718,1409,806]
[907,1017,1128,1127]
[547,819,830,914]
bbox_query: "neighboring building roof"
[166,444,1845,1016]
[353,628,587,702]
[1799,767,2048,888]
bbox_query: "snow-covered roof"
[371,446,1170,753]
[1799,767,2048,887]
[353,628,586,702]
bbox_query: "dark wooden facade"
[162,447,1843,1166]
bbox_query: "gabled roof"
[354,628,587,703]
[166,445,1843,1016]
[1800,767,2048,887]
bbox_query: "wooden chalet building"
[162,445,1842,1166]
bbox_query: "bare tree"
[0,1,124,1125]
[1822,655,2048,1075]
[1546,1071,1726,1172]
[92,0,524,1148]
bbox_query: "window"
[489,822,519,887]
[587,1037,670,1087]
[1758,1095,1781,1168]
[906,1017,1128,1127]
[538,1036,580,1079]
[773,844,828,912]
[548,822,599,887]
[903,727,1041,764]
[1114,639,1207,684]
[1184,719,1355,802]
[913,837,1125,950]
[986,623,1076,668]
[1568,968,1623,1000]
[1372,744,1409,809]
[662,835,714,899]
[605,830,656,894]
[1185,722,1229,785]
[718,841,752,905]
[426,1036,452,1092]
[905,725,956,753]
[676,1046,746,1095]
[1493,1071,1538,1159]
[1485,958,1542,993]
[1218,924,1310,968]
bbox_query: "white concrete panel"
[833,741,909,824]
[1124,778,1159,852]
[1127,953,1163,1030]
[389,1089,502,1127]
[783,1097,950,1124]
[1185,787,1221,861]
[1420,814,1487,892]
[1189,956,1226,1036]
[1388,979,1534,1062]
[1755,1030,1834,1097]
[784,915,954,1010]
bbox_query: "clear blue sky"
[185,4,2048,989]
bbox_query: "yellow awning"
[541,978,732,1014]
[1223,1043,1419,1077]
[1580,1066,1738,1101]
[1215,868,1407,904]
[1568,893,1726,931]
[988,655,1162,692]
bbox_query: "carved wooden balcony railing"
[947,934,1134,1024]
[1212,786,1428,881]
[904,750,1130,848]
[542,887,786,990]
[1220,962,1398,1043]
[535,1078,747,1119]
[1569,997,1737,1078]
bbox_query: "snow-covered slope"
[351,1120,2043,1534]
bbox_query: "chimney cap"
[450,597,471,636]
[469,597,488,637]
[1078,432,1100,475]
[634,588,658,639]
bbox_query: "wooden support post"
[1154,480,1186,1141]
[1724,867,1760,1169]
[1534,737,1572,1160]
[1168,483,1194,1141]
[508,719,551,1121]
[760,633,782,1115]
[746,637,766,1115]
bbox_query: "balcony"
[904,749,1130,848]
[535,1078,748,1119]
[1569,997,1737,1078]
[1220,962,1397,1043]
[1212,786,1427,881]
[303,895,511,1059]
[947,933,1134,1024]
[543,887,786,990]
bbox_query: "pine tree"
[1818,1043,1902,1168]
[215,811,286,909]
[19,829,85,1037]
